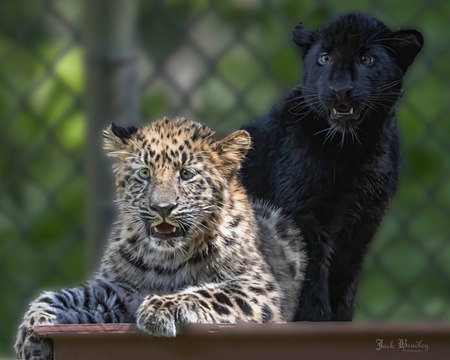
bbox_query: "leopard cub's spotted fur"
[15,117,306,359]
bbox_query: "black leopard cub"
[241,13,423,321]
[15,117,307,360]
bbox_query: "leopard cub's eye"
[180,168,195,181]
[137,168,151,179]
[360,54,374,66]
[318,53,331,65]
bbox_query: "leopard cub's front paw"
[136,294,200,337]
[136,295,177,337]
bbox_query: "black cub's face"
[293,13,423,136]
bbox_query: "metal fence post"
[84,0,139,269]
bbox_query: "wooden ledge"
[34,322,450,360]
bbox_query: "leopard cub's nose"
[150,203,177,218]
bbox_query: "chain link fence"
[1,0,449,356]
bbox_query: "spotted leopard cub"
[15,117,306,359]
[112,117,306,334]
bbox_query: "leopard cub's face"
[103,117,250,252]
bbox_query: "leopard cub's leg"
[15,281,134,360]
[15,291,59,360]
[136,281,283,337]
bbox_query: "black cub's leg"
[329,221,378,321]
[294,230,333,321]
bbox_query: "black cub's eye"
[180,168,195,181]
[360,55,374,66]
[137,168,151,179]
[318,53,331,65]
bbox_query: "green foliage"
[0,1,86,355]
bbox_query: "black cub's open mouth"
[330,102,360,121]
[151,222,182,239]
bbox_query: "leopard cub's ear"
[103,122,138,155]
[212,130,252,176]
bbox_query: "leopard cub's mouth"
[150,222,183,239]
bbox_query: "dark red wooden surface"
[35,322,450,360]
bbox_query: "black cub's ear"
[384,29,424,73]
[292,23,317,56]
[103,122,138,154]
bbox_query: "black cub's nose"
[150,203,177,218]
[329,84,354,101]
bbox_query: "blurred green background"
[1,0,449,356]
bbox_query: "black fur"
[241,13,423,321]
